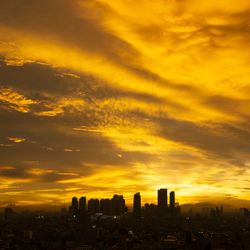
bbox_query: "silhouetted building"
[144,203,157,217]
[170,191,175,216]
[79,196,86,212]
[170,191,175,208]
[158,188,168,210]
[111,195,125,215]
[69,196,79,216]
[72,197,78,209]
[100,199,111,215]
[88,199,99,214]
[133,192,141,218]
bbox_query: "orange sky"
[0,0,250,207]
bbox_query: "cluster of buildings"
[69,194,126,216]
[1,188,250,249]
[69,188,180,218]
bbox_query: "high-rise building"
[88,199,99,214]
[100,199,111,215]
[111,194,126,215]
[170,191,175,209]
[72,197,78,209]
[170,191,175,216]
[78,197,88,226]
[158,188,168,210]
[133,192,141,218]
[69,197,78,216]
[79,196,86,212]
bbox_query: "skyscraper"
[79,196,86,212]
[72,197,78,209]
[158,188,168,210]
[170,191,175,209]
[111,194,126,215]
[100,199,111,215]
[170,191,175,216]
[88,199,99,214]
[70,196,78,215]
[133,192,141,218]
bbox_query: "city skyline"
[3,188,247,211]
[0,0,250,207]
[1,188,249,249]
[69,188,176,212]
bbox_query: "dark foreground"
[0,209,249,250]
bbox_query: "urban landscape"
[1,0,250,249]
[0,189,249,249]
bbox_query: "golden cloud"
[0,0,249,206]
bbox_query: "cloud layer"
[0,0,249,207]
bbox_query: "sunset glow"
[0,0,250,207]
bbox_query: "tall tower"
[88,199,99,214]
[170,191,175,216]
[70,196,78,216]
[170,191,175,209]
[100,199,111,215]
[133,192,141,218]
[158,188,168,210]
[111,195,126,215]
[72,197,78,210]
[79,196,86,212]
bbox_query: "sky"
[0,0,250,207]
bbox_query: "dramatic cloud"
[0,0,249,206]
